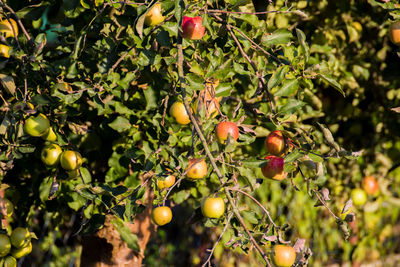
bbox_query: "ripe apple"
[0,234,11,257]
[60,150,83,171]
[265,130,285,156]
[215,121,239,144]
[41,127,57,142]
[261,156,286,180]
[144,3,164,26]
[0,18,18,38]
[41,144,62,167]
[11,241,32,259]
[351,188,367,206]
[151,206,172,226]
[10,227,30,249]
[181,16,205,40]
[202,197,225,218]
[186,159,208,179]
[24,113,50,137]
[362,176,379,196]
[272,245,296,267]
[389,21,400,46]
[157,175,176,189]
[169,101,190,125]
[0,44,10,58]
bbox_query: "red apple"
[261,156,286,180]
[181,16,205,40]
[265,130,285,156]
[215,121,239,144]
[362,176,379,196]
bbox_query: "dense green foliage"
[0,0,400,266]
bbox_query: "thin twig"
[224,22,275,115]
[201,212,234,267]
[312,189,339,220]
[0,2,31,42]
[228,187,277,228]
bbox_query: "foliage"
[0,0,400,266]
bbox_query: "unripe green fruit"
[0,234,11,257]
[41,144,62,167]
[60,150,83,171]
[10,227,31,249]
[24,113,50,137]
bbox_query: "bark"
[80,174,155,267]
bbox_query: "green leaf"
[173,190,190,204]
[262,29,293,46]
[296,28,310,63]
[284,151,303,163]
[39,177,53,203]
[241,159,266,168]
[274,79,299,97]
[111,218,140,252]
[215,83,232,97]
[238,166,256,190]
[268,65,289,90]
[108,116,131,132]
[80,167,92,183]
[318,74,345,97]
[278,99,305,114]
[242,210,259,224]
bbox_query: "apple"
[0,44,10,58]
[41,144,62,167]
[0,18,18,38]
[261,156,286,180]
[389,21,400,46]
[351,188,367,206]
[0,234,11,257]
[10,227,30,249]
[41,127,57,142]
[362,176,379,196]
[202,197,225,218]
[151,206,172,226]
[215,121,239,144]
[181,16,205,40]
[24,113,50,137]
[169,101,190,125]
[265,130,285,156]
[60,150,83,171]
[157,175,176,189]
[4,256,16,267]
[272,245,296,267]
[186,159,208,179]
[144,3,164,26]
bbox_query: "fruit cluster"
[24,113,83,178]
[0,198,34,266]
[262,130,291,180]
[0,227,33,266]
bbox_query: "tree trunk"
[80,175,155,267]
